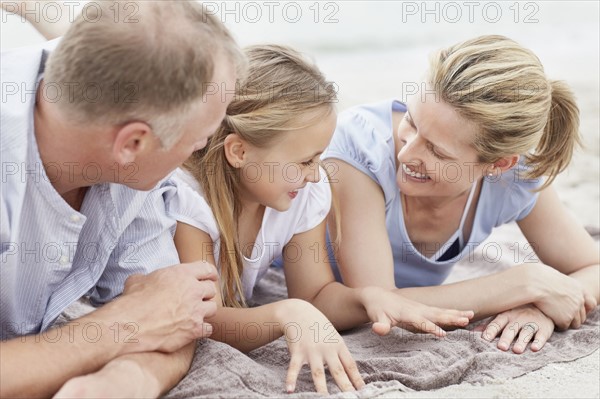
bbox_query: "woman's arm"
[516,186,599,326]
[325,159,580,322]
[323,159,396,289]
[517,186,599,299]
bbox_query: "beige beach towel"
[57,225,600,398]
[163,224,600,398]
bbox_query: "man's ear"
[112,122,154,164]
[223,133,247,168]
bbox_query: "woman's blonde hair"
[184,45,337,307]
[427,35,581,189]
[45,1,245,148]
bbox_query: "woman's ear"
[223,133,247,168]
[112,121,155,164]
[493,155,520,172]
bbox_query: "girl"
[169,45,474,394]
[323,35,599,355]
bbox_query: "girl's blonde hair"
[427,35,581,189]
[184,45,337,307]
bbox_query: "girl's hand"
[277,299,365,395]
[361,287,474,337]
[479,304,555,353]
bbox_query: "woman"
[323,35,599,354]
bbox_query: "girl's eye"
[301,160,314,167]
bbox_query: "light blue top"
[322,99,543,287]
[1,40,180,338]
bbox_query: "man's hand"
[112,261,218,354]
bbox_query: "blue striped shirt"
[1,41,180,339]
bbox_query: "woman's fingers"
[584,292,598,313]
[569,307,583,330]
[512,322,539,354]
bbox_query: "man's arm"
[0,262,217,398]
[54,342,197,398]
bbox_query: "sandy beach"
[2,1,598,397]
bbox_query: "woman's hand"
[479,304,555,353]
[528,264,588,330]
[360,287,474,337]
[276,299,365,395]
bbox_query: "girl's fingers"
[308,358,328,395]
[339,346,365,390]
[324,356,355,393]
[512,322,539,354]
[372,312,392,336]
[462,310,475,319]
[430,308,472,327]
[372,321,392,336]
[415,317,446,338]
[497,321,520,351]
[482,314,509,342]
[285,355,304,393]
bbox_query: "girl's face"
[239,109,337,212]
[396,91,488,198]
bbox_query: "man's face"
[127,55,237,190]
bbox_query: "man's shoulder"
[1,39,61,153]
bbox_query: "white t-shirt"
[167,168,331,300]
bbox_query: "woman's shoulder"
[484,161,545,226]
[336,98,404,139]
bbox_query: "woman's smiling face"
[395,89,489,198]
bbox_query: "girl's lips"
[288,191,298,199]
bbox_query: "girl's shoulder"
[165,168,220,241]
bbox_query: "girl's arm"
[175,222,288,352]
[324,159,581,322]
[174,222,364,394]
[284,218,472,336]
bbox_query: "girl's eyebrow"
[405,109,456,159]
[302,150,323,161]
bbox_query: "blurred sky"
[2,1,599,224]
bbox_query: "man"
[0,1,244,396]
